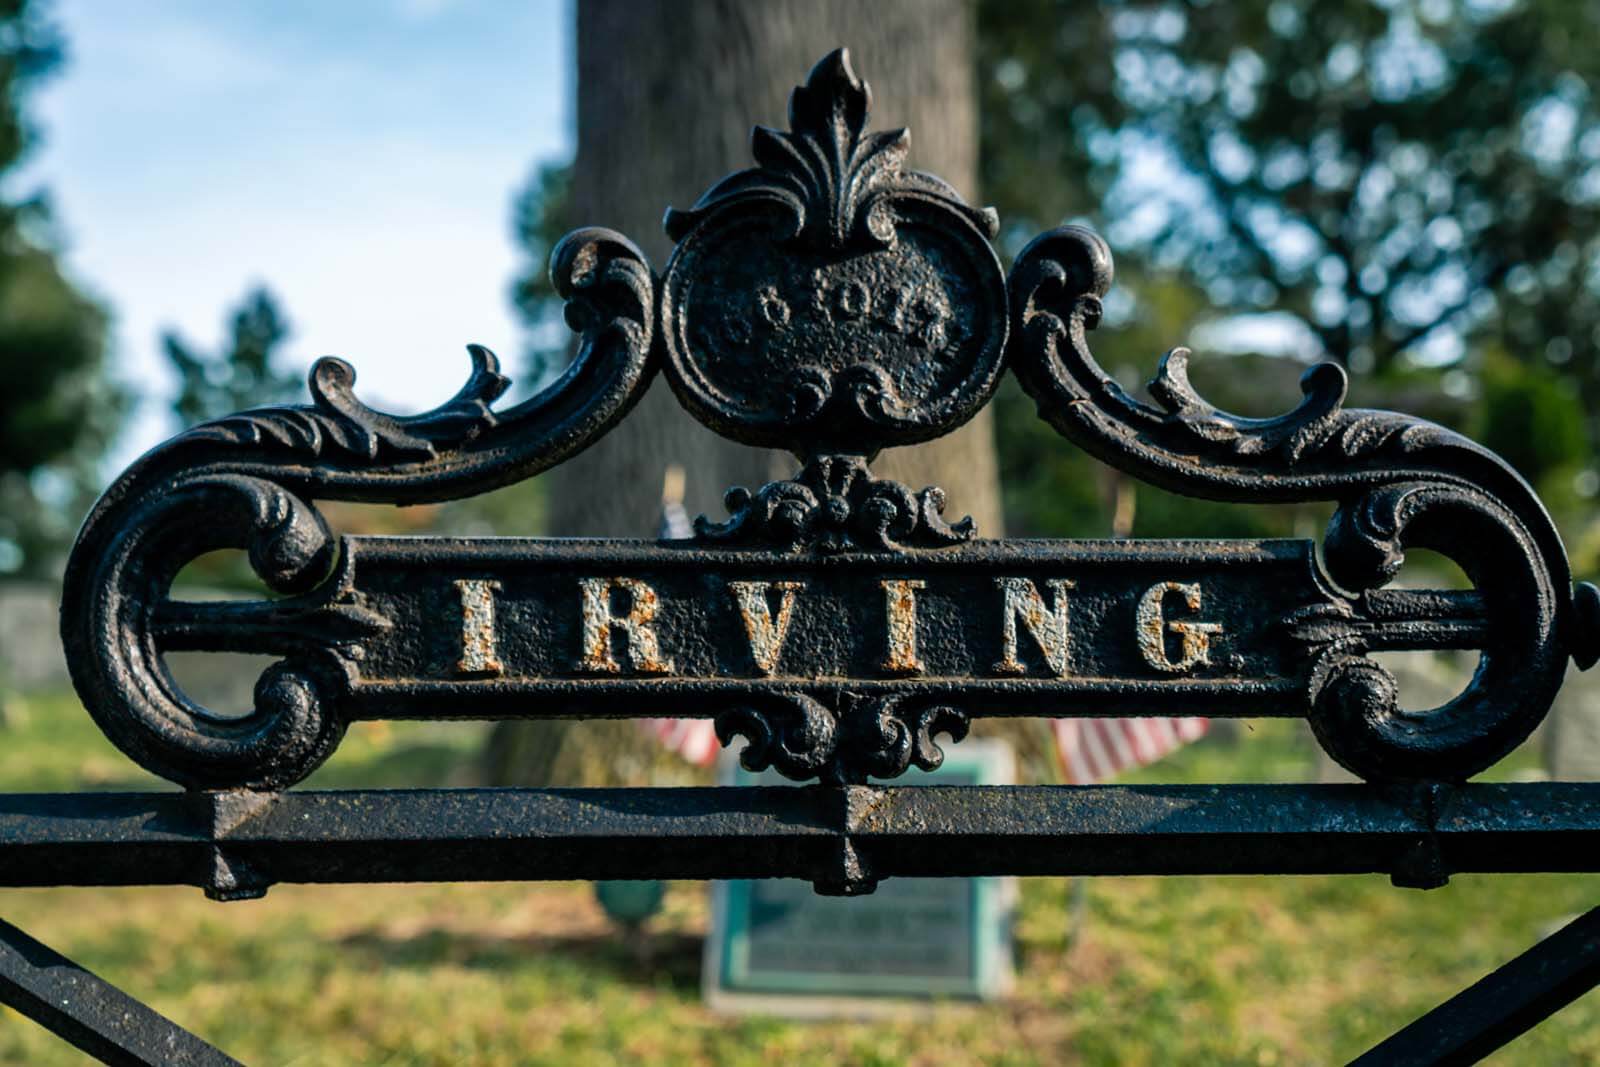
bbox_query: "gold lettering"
[730,580,803,675]
[576,577,675,674]
[1136,582,1223,673]
[994,578,1074,677]
[453,579,504,676]
[880,579,926,674]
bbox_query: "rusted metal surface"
[13,45,1599,1063]
[452,579,504,676]
[127,536,1508,788]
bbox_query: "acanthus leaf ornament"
[664,48,997,253]
[695,454,974,552]
[715,692,968,786]
[188,344,510,464]
[659,48,1008,460]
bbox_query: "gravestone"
[1544,666,1600,779]
[705,740,1015,1015]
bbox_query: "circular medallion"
[658,49,1007,458]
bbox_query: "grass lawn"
[0,690,1593,1065]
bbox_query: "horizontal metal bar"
[0,917,242,1066]
[1350,905,1600,1066]
[347,535,1322,566]
[341,677,1309,720]
[0,783,1595,895]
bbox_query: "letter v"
[729,581,803,676]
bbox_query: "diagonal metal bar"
[1350,905,1600,1066]
[0,917,242,1066]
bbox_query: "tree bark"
[555,0,1000,535]
[483,0,1006,786]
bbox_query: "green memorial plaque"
[705,740,1016,1013]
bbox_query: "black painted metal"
[0,784,1594,895]
[53,48,1600,793]
[9,45,1594,1063]
[1351,905,1600,1066]
[0,917,241,1065]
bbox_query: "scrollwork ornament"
[715,694,838,781]
[695,453,974,551]
[713,692,968,785]
[834,696,969,784]
[64,474,360,789]
[57,45,1598,797]
[60,228,658,789]
[1008,224,1587,783]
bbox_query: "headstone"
[704,739,1015,1016]
[1544,664,1600,780]
[0,583,67,692]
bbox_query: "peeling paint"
[879,579,926,674]
[452,579,504,676]
[576,577,675,674]
[1136,581,1223,673]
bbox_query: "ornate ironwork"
[13,46,1599,1062]
[659,49,1007,458]
[1007,223,1590,783]
[59,226,654,789]
[58,48,1597,794]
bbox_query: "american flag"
[641,467,722,766]
[644,714,721,767]
[1052,716,1209,784]
[1053,476,1209,784]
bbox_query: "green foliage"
[0,246,118,575]
[980,0,1600,374]
[979,0,1600,542]
[0,0,62,176]
[161,286,300,426]
[1476,345,1590,487]
[0,0,121,577]
[0,692,1592,1064]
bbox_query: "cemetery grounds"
[0,689,1592,1066]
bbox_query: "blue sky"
[18,0,571,461]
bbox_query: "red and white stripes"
[642,716,721,767]
[1052,717,1208,784]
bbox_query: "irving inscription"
[576,577,676,675]
[452,575,1222,681]
[325,536,1335,726]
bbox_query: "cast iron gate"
[9,49,1599,1063]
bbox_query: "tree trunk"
[483,0,1007,786]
